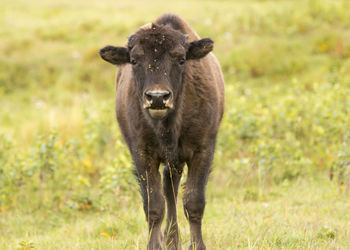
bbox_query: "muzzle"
[143,90,173,119]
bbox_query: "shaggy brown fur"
[100,13,224,250]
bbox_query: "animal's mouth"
[144,102,173,119]
[147,108,169,119]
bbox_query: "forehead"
[128,25,187,56]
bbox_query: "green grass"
[2,180,350,249]
[1,0,350,249]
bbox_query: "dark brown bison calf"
[99,13,224,250]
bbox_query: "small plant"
[317,225,336,240]
[18,241,35,250]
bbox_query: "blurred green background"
[1,0,350,249]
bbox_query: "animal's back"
[155,13,201,42]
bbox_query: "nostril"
[145,91,171,108]
[145,92,153,102]
[163,93,171,101]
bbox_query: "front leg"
[163,162,184,249]
[133,149,165,250]
[183,146,214,250]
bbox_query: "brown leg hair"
[134,151,165,250]
[183,146,214,250]
[163,163,184,249]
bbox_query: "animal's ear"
[186,38,214,60]
[99,46,130,65]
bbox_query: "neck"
[150,96,183,165]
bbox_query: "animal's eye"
[179,58,186,65]
[130,59,137,65]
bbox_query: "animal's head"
[100,23,213,120]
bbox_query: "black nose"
[145,91,171,109]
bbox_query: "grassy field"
[1,0,350,249]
